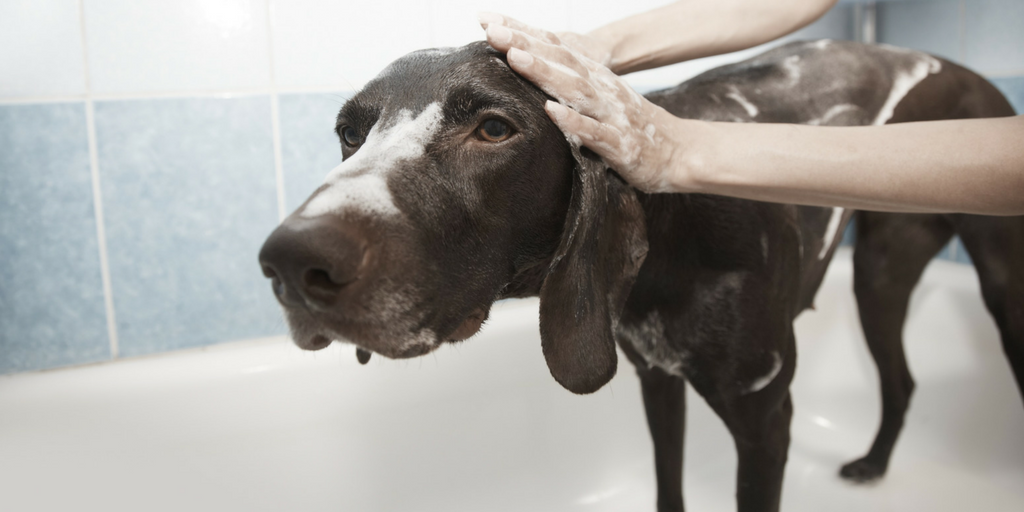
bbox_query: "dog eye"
[477,119,512,142]
[341,126,362,147]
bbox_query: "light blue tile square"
[878,0,962,63]
[936,236,957,261]
[952,237,973,265]
[963,0,1024,75]
[989,76,1024,114]
[95,96,285,357]
[794,3,854,41]
[0,103,109,374]
[278,92,352,213]
[935,236,973,265]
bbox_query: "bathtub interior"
[1,248,1022,512]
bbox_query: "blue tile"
[793,3,854,41]
[936,236,957,261]
[989,76,1024,114]
[841,218,857,246]
[0,103,109,374]
[278,92,352,213]
[964,0,1024,75]
[934,236,974,265]
[878,0,961,63]
[952,237,973,265]
[95,97,284,357]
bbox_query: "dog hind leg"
[954,216,1024,406]
[840,212,953,482]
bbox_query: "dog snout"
[258,216,368,310]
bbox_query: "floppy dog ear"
[539,144,648,394]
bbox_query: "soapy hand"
[478,12,693,193]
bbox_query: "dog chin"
[282,309,434,357]
[446,306,489,342]
[283,302,491,359]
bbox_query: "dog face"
[259,42,647,393]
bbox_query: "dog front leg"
[729,391,792,512]
[639,367,687,512]
[690,335,796,512]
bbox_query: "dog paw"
[839,457,887,483]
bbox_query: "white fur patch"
[616,310,686,377]
[807,103,858,126]
[873,55,942,125]
[818,206,845,259]
[746,351,783,394]
[782,55,802,86]
[301,102,443,218]
[726,86,759,117]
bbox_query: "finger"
[508,48,601,115]
[545,101,627,167]
[486,25,589,79]
[478,12,561,45]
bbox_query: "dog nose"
[258,216,367,309]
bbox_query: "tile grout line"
[78,0,119,360]
[266,0,287,221]
[958,0,966,64]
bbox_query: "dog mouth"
[292,306,490,360]
[446,307,488,342]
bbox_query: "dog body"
[259,40,1023,512]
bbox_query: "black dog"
[259,40,1022,512]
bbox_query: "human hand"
[479,12,694,193]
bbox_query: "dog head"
[258,43,647,393]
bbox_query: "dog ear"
[539,144,648,394]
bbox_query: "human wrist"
[583,25,624,71]
[658,114,719,194]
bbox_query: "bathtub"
[1,248,1022,512]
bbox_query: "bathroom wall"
[1,0,1020,374]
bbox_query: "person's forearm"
[681,115,1024,216]
[591,0,838,74]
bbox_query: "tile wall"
[1,0,1021,373]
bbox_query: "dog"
[258,40,1022,512]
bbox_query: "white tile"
[567,0,673,34]
[429,0,571,49]
[0,0,86,97]
[83,0,271,94]
[271,0,431,89]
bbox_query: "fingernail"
[546,101,569,121]
[508,47,534,67]
[487,24,513,45]
[478,12,503,28]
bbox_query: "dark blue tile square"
[0,103,109,374]
[95,97,285,357]
[841,218,857,246]
[278,92,353,213]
